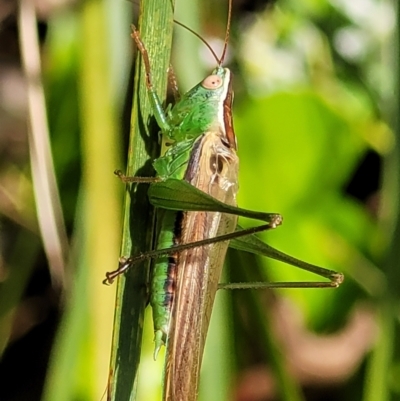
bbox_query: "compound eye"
[202,74,223,89]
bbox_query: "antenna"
[219,0,232,65]
[174,0,232,66]
[174,20,219,64]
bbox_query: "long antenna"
[174,19,220,64]
[174,0,232,67]
[219,0,232,66]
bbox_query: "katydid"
[104,2,343,400]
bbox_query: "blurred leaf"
[42,0,124,399]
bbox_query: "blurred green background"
[0,0,398,400]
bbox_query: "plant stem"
[107,1,175,400]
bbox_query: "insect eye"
[202,75,223,90]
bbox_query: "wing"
[163,130,239,401]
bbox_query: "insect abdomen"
[150,210,182,359]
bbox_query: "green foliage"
[1,0,398,400]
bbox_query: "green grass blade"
[42,0,124,399]
[363,4,400,400]
[107,1,174,400]
[363,302,394,401]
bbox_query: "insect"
[104,1,343,400]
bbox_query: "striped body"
[149,68,238,400]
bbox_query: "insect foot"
[271,214,283,228]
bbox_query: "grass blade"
[107,1,175,400]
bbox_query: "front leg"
[114,169,161,184]
[131,26,172,134]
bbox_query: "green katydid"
[104,2,343,400]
